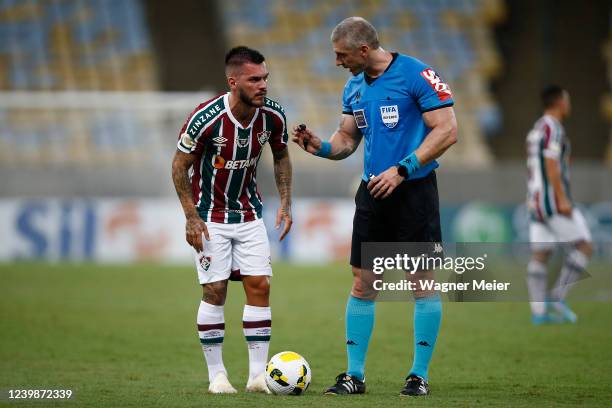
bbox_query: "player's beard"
[239,88,265,107]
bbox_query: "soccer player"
[526,85,592,325]
[171,46,292,394]
[292,17,457,396]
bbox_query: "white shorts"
[529,208,592,250]
[193,218,272,284]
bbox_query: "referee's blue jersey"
[342,53,454,182]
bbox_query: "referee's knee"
[351,267,378,300]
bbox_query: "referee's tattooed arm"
[327,114,363,160]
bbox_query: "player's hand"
[557,196,573,217]
[185,214,210,252]
[275,204,293,241]
[291,124,322,154]
[367,166,405,199]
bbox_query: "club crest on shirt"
[237,137,249,148]
[199,255,211,271]
[257,130,271,145]
[380,105,399,128]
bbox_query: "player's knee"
[531,250,552,264]
[574,240,593,258]
[566,245,590,273]
[244,277,270,298]
[202,282,227,306]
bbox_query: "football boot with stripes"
[400,374,429,396]
[324,372,365,395]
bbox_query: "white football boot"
[245,372,271,394]
[208,372,237,394]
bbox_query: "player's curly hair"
[331,17,380,50]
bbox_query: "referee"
[292,17,457,396]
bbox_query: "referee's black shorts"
[350,171,442,268]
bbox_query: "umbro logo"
[212,136,227,146]
[417,341,431,347]
[346,340,358,346]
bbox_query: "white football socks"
[242,305,271,381]
[552,249,589,302]
[527,259,548,316]
[197,301,227,382]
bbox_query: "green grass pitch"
[1,262,611,407]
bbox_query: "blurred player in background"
[292,17,457,396]
[171,46,292,393]
[526,85,592,325]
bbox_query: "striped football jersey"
[177,92,288,224]
[526,114,571,221]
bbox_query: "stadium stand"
[0,0,156,91]
[220,0,506,167]
[604,13,612,163]
[0,0,159,167]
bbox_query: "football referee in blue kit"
[292,17,457,396]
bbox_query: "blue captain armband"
[397,152,421,178]
[314,141,332,158]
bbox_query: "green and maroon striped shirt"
[177,93,288,224]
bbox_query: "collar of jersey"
[224,92,260,129]
[543,113,561,127]
[364,52,399,85]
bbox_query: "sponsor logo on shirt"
[212,155,258,170]
[212,156,226,169]
[380,105,399,128]
[420,69,452,102]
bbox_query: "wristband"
[314,141,332,158]
[397,152,421,178]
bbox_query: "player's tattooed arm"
[272,147,293,240]
[328,114,362,160]
[171,150,209,251]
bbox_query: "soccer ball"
[265,351,311,395]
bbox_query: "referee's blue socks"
[409,294,442,380]
[345,295,375,381]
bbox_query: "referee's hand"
[291,124,321,154]
[367,166,405,199]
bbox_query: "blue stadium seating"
[220,0,505,166]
